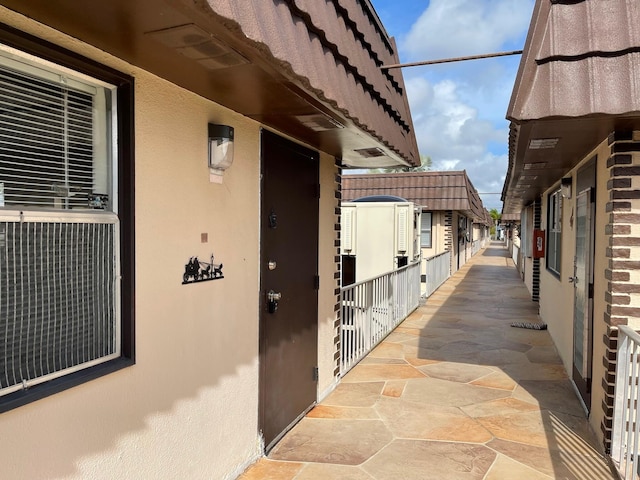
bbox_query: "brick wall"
[444,210,453,274]
[532,199,541,302]
[601,130,640,451]
[333,159,342,379]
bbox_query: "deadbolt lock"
[267,290,281,314]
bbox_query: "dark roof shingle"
[508,0,640,121]
[342,171,488,222]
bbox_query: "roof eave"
[0,0,420,168]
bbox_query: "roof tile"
[342,172,488,222]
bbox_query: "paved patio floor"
[238,243,617,480]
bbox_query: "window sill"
[0,357,134,413]
[546,267,561,281]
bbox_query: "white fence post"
[612,325,640,479]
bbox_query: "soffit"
[501,115,640,215]
[0,0,419,168]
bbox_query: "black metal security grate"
[0,216,118,394]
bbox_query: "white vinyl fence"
[472,240,481,256]
[512,244,520,268]
[421,251,451,299]
[611,325,640,480]
[340,262,421,375]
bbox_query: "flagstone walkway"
[238,243,616,480]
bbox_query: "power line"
[381,50,523,70]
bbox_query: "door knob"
[568,276,578,284]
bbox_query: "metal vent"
[146,24,249,70]
[342,207,355,253]
[396,206,408,253]
[0,211,120,396]
[296,113,345,132]
[529,138,559,149]
[354,147,386,158]
[524,162,548,169]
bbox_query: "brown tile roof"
[503,0,640,214]
[509,0,640,121]
[342,171,489,223]
[208,0,420,167]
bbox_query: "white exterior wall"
[0,7,339,479]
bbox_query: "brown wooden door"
[259,129,319,452]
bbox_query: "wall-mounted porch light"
[208,124,234,183]
[561,176,572,199]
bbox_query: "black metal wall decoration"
[182,254,224,284]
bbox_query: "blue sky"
[371,0,535,211]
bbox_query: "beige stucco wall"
[0,7,338,479]
[539,182,574,379]
[537,138,610,444]
[472,223,482,243]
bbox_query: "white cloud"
[401,0,534,60]
[405,76,507,210]
[366,0,536,210]
[393,0,535,211]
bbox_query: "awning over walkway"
[0,0,419,168]
[503,0,640,213]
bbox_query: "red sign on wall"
[533,229,545,259]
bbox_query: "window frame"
[0,23,135,412]
[546,188,562,277]
[420,211,432,248]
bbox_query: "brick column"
[333,158,342,379]
[444,210,453,274]
[601,130,640,451]
[532,199,541,302]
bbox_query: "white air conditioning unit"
[394,204,421,261]
[340,200,420,283]
[395,204,408,254]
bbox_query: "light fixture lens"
[561,177,572,199]
[208,124,234,182]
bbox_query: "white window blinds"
[421,212,432,248]
[0,54,110,210]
